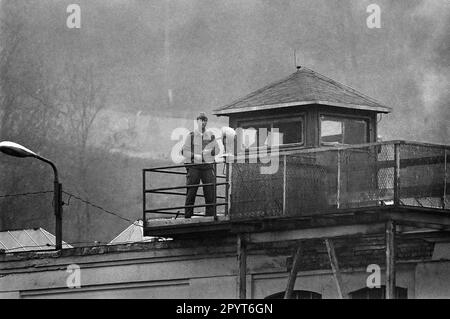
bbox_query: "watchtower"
[143,67,449,299]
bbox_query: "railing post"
[225,162,230,216]
[337,149,341,209]
[394,143,401,206]
[213,162,217,219]
[142,169,146,228]
[283,154,287,215]
[444,149,448,210]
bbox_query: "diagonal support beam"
[325,238,345,299]
[284,244,302,299]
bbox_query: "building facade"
[1,234,450,298]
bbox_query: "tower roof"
[213,67,391,115]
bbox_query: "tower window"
[238,116,304,150]
[320,116,368,145]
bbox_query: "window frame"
[319,113,371,146]
[236,114,305,151]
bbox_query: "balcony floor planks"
[144,206,450,239]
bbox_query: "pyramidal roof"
[214,67,391,115]
[0,228,72,253]
[108,220,156,244]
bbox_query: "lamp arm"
[34,155,59,183]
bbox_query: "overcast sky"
[3,0,449,143]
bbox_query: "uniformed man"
[182,112,220,218]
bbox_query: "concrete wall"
[415,261,450,299]
[1,241,450,299]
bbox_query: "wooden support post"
[237,234,247,299]
[325,239,344,299]
[386,220,396,299]
[284,245,302,299]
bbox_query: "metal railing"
[143,162,231,223]
[143,141,449,224]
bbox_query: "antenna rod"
[294,50,296,69]
[294,49,301,70]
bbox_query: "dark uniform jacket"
[182,129,219,169]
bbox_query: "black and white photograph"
[0,0,449,302]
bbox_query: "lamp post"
[0,141,63,250]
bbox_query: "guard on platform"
[182,112,220,218]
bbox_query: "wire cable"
[0,191,173,252]
[0,190,53,199]
[62,190,141,226]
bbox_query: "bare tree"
[55,59,108,239]
[59,61,107,183]
[0,4,61,230]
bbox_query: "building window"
[239,117,304,150]
[349,286,407,299]
[320,116,368,145]
[265,290,322,299]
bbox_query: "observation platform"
[143,140,450,239]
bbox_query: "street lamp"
[0,141,63,250]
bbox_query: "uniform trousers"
[185,166,216,218]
